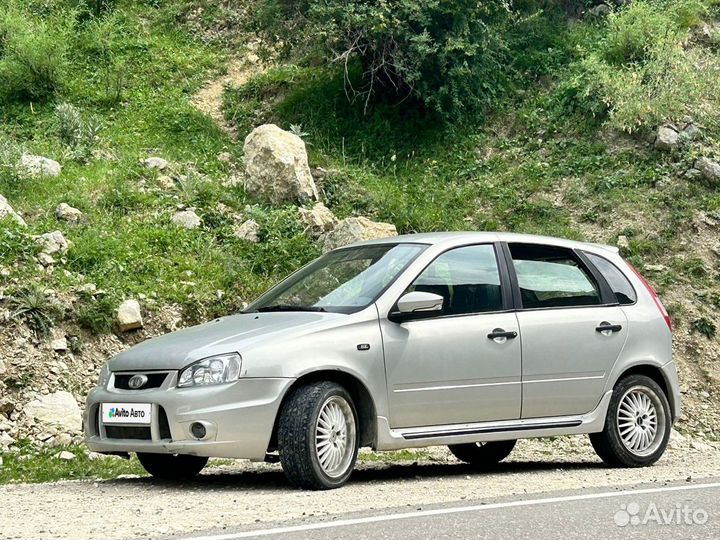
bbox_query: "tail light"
[627,262,672,332]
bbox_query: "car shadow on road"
[105,459,605,491]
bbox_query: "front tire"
[590,374,671,467]
[137,453,208,480]
[278,382,359,490]
[448,440,516,468]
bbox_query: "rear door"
[505,243,628,418]
[380,243,522,428]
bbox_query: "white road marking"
[175,481,720,540]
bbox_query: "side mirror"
[390,291,444,322]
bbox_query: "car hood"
[108,311,346,371]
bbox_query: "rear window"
[509,244,602,309]
[584,252,637,305]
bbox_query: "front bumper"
[84,374,294,460]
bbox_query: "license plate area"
[101,403,152,425]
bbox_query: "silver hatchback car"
[84,232,680,489]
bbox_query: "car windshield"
[246,243,426,314]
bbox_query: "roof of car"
[348,231,620,254]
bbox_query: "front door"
[506,242,628,418]
[380,244,522,428]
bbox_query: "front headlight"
[97,363,110,388]
[178,353,242,388]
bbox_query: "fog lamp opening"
[190,422,207,439]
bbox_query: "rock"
[24,391,82,433]
[644,264,666,272]
[243,124,318,204]
[55,203,84,223]
[616,235,630,250]
[18,154,61,178]
[53,433,72,446]
[587,3,611,17]
[37,252,55,266]
[36,230,70,255]
[217,152,234,163]
[694,157,720,185]
[700,390,710,399]
[56,450,75,461]
[117,299,143,332]
[171,209,201,229]
[682,123,701,141]
[0,194,26,226]
[233,219,260,243]
[654,125,680,151]
[0,431,14,448]
[684,168,702,181]
[141,156,168,170]
[0,357,6,377]
[323,217,398,252]
[299,203,338,237]
[156,175,175,189]
[51,337,68,352]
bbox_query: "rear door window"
[509,244,602,309]
[584,252,637,305]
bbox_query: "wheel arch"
[613,363,674,419]
[268,370,378,453]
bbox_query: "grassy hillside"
[0,0,719,459]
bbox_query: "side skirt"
[374,390,612,451]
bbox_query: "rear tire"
[137,453,208,480]
[590,374,671,468]
[278,381,359,490]
[448,440,516,468]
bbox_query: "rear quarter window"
[584,252,637,305]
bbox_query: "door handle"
[596,322,622,335]
[487,328,518,343]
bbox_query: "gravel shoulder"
[1,436,719,540]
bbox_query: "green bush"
[0,6,69,102]
[255,0,513,118]
[563,0,720,132]
[54,102,103,161]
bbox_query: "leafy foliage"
[54,102,103,162]
[255,0,514,118]
[0,4,69,102]
[7,285,62,337]
[562,0,720,131]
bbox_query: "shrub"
[0,7,69,102]
[564,0,720,132]
[692,317,716,339]
[255,0,514,118]
[8,285,62,337]
[54,102,103,162]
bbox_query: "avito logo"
[108,407,146,420]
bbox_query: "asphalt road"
[173,479,720,540]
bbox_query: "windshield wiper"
[254,304,327,313]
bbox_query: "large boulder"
[117,299,143,332]
[18,154,62,178]
[299,203,338,237]
[24,391,82,433]
[323,217,397,252]
[0,194,26,226]
[695,157,720,185]
[243,124,318,204]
